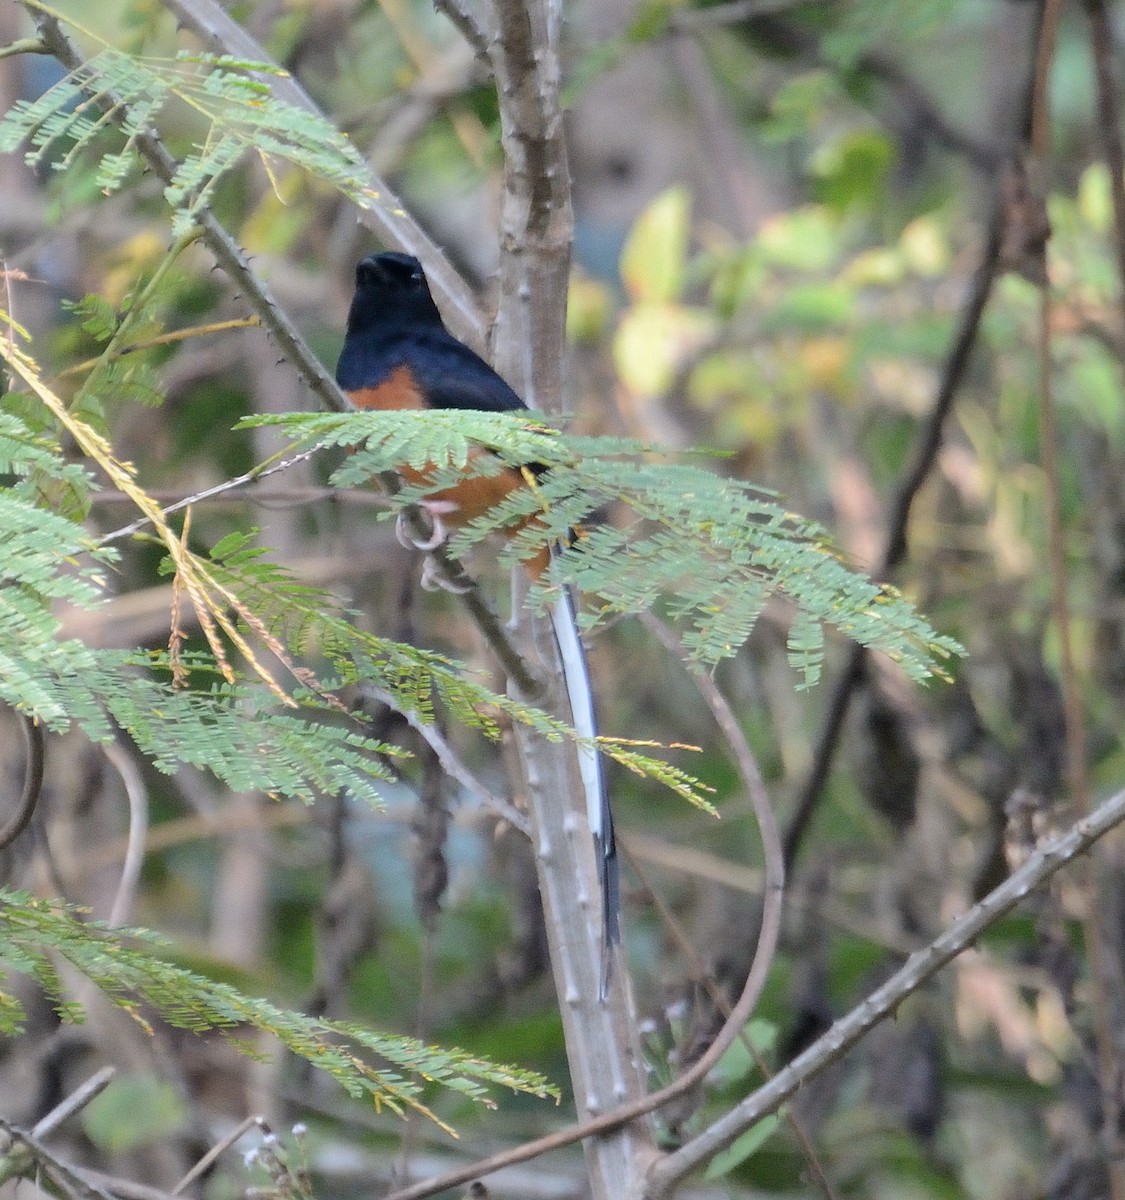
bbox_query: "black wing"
[404,329,528,414]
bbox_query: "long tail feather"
[548,587,618,998]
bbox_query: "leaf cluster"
[0,30,372,235]
[0,403,553,1107]
[245,408,962,686]
[0,891,556,1124]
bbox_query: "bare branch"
[360,683,530,834]
[173,1115,268,1195]
[31,1069,116,1139]
[647,782,1125,1194]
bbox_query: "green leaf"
[762,70,837,143]
[1077,162,1112,234]
[248,408,963,685]
[613,303,716,395]
[703,1112,782,1178]
[811,129,895,214]
[756,206,841,273]
[83,1075,189,1154]
[0,45,374,235]
[710,1019,779,1088]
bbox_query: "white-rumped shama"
[336,251,619,994]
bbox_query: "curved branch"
[0,714,44,853]
[103,739,148,927]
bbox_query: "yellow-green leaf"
[613,302,715,395]
[620,186,692,303]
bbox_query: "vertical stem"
[1031,3,1124,1192]
[1085,0,1125,327]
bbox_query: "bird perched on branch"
[336,251,618,995]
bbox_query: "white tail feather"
[548,588,618,998]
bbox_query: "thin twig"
[361,683,530,834]
[71,230,200,416]
[96,447,322,545]
[646,782,1125,1194]
[56,317,262,379]
[173,1115,267,1195]
[89,485,391,511]
[31,1068,116,1138]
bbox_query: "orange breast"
[345,367,550,578]
[346,364,426,411]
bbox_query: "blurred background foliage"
[3,0,1125,1197]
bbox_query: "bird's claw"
[395,500,471,592]
[395,500,460,552]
